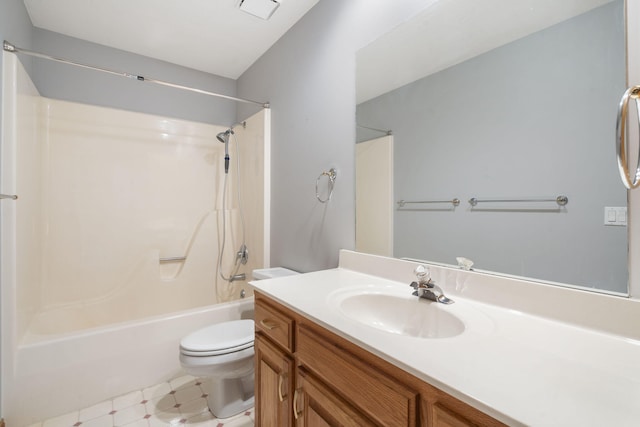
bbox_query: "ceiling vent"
[239,0,280,20]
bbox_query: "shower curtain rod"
[357,123,392,135]
[3,40,270,108]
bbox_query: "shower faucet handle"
[236,244,249,265]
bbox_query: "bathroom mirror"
[355,0,628,294]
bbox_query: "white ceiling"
[357,0,615,103]
[23,0,319,80]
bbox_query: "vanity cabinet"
[254,292,504,427]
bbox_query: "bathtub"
[7,297,254,426]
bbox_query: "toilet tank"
[252,267,299,280]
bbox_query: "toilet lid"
[180,319,254,355]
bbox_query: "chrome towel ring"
[616,85,640,189]
[316,168,337,203]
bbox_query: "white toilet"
[179,319,255,418]
[178,267,299,418]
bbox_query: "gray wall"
[0,0,33,82]
[237,0,431,272]
[0,1,33,180]
[356,1,628,292]
[31,29,237,126]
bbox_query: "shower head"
[217,129,234,174]
[216,129,233,144]
[217,122,245,143]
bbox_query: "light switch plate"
[604,207,627,226]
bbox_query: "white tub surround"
[1,52,270,339]
[250,250,640,426]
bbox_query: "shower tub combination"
[0,52,270,425]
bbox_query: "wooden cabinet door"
[255,333,295,427]
[431,403,479,427]
[294,368,377,427]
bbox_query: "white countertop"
[250,251,640,427]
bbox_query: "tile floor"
[29,375,254,427]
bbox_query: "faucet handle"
[414,265,431,283]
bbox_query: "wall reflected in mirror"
[356,0,628,293]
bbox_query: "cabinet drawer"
[297,324,418,426]
[255,298,294,352]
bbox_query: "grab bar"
[615,85,640,189]
[397,198,460,207]
[0,194,17,200]
[468,196,568,207]
[159,256,186,263]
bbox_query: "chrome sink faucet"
[409,265,454,304]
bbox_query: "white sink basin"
[328,285,465,339]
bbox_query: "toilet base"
[204,372,255,419]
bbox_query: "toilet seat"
[180,319,254,357]
[181,341,253,357]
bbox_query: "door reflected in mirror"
[356,0,628,294]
